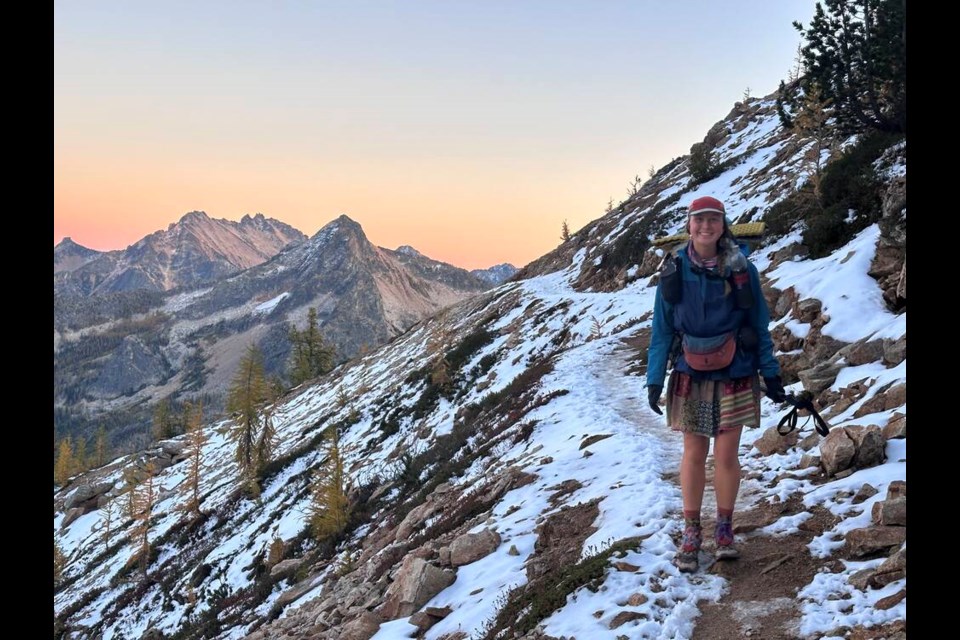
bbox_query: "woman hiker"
[645,195,785,573]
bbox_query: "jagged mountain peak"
[395,244,424,257]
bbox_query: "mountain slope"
[54,215,493,451]
[54,238,106,274]
[54,211,307,296]
[54,94,907,640]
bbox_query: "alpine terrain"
[55,89,907,640]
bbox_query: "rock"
[847,568,875,590]
[339,610,384,640]
[270,558,302,578]
[539,456,554,465]
[507,545,519,556]
[875,588,906,610]
[425,606,452,618]
[838,339,885,366]
[276,576,322,608]
[798,361,845,394]
[409,611,441,632]
[609,611,647,629]
[883,413,906,440]
[881,336,906,367]
[819,429,856,476]
[580,433,613,449]
[794,298,822,323]
[753,425,798,456]
[871,497,906,526]
[64,481,116,510]
[626,593,648,606]
[799,432,822,452]
[777,351,812,385]
[853,394,886,418]
[806,334,849,365]
[883,383,906,410]
[843,526,907,558]
[379,557,456,619]
[527,500,599,581]
[157,440,187,458]
[61,507,86,529]
[872,548,906,587]
[450,529,501,567]
[852,484,878,504]
[886,481,906,500]
[846,425,886,469]
[772,286,798,320]
[613,561,640,572]
[438,546,451,567]
[799,453,821,469]
[834,469,854,479]
[771,324,803,352]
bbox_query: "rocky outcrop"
[818,425,885,477]
[527,500,600,581]
[448,529,502,567]
[379,556,456,619]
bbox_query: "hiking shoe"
[673,549,699,572]
[714,517,740,561]
[674,521,702,572]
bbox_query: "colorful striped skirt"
[665,371,761,438]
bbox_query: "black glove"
[647,384,663,415]
[763,376,786,403]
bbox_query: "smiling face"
[688,211,725,256]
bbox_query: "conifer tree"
[227,345,270,492]
[288,308,336,386]
[54,541,67,587]
[130,462,157,577]
[54,437,75,486]
[182,401,207,517]
[95,425,109,468]
[561,220,571,242]
[306,427,351,542]
[781,0,905,134]
[123,467,140,519]
[152,398,176,441]
[100,498,119,552]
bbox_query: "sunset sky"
[55,0,816,270]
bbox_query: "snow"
[55,92,906,640]
[253,291,290,314]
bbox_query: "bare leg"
[680,433,710,512]
[713,426,743,511]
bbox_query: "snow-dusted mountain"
[54,92,906,640]
[54,211,307,296]
[470,263,518,286]
[54,237,106,274]
[54,215,492,450]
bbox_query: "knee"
[714,454,741,473]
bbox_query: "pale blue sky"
[55,0,817,268]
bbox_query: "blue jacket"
[646,243,780,388]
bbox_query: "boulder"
[794,298,822,323]
[886,481,906,500]
[875,588,906,611]
[753,425,798,456]
[339,610,384,640]
[837,339,884,366]
[846,425,886,469]
[450,529,501,567]
[798,361,845,394]
[872,547,906,587]
[379,557,456,619]
[883,383,906,410]
[270,559,302,578]
[882,337,907,366]
[771,324,803,352]
[64,481,115,510]
[843,526,907,558]
[871,497,906,527]
[819,429,856,477]
[883,413,906,440]
[852,484,878,504]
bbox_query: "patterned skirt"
[665,371,761,438]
